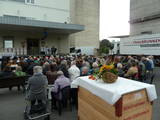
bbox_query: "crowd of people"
[0,54,155,110]
[0,54,155,82]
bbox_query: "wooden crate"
[78,87,152,120]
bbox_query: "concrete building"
[130,0,160,35]
[0,0,99,55]
[118,0,160,55]
[110,41,120,55]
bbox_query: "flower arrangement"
[89,64,118,83]
[99,64,117,75]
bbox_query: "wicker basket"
[102,72,118,83]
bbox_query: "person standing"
[68,61,80,107]
[138,58,146,82]
[148,56,155,72]
[51,46,57,55]
[68,61,80,82]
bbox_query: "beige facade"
[0,0,70,23]
[130,0,160,35]
[70,0,100,54]
[0,0,100,55]
[0,30,69,54]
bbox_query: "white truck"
[120,34,160,55]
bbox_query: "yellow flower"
[100,65,106,72]
[99,64,114,72]
[106,64,114,70]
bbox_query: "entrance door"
[27,39,40,55]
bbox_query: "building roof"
[0,17,85,34]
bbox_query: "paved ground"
[0,88,77,120]
[0,68,160,120]
[152,67,160,120]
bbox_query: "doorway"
[27,39,40,55]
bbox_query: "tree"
[99,46,109,54]
[99,39,114,54]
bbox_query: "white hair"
[61,60,67,65]
[117,63,123,69]
[71,61,76,66]
[57,70,64,75]
[81,66,89,72]
[92,62,98,68]
[33,66,43,73]
[16,66,22,71]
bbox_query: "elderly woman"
[51,71,70,110]
[26,66,48,105]
[80,66,90,76]
[90,62,99,74]
[52,71,70,93]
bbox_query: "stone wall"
[130,0,160,35]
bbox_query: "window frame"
[31,0,34,4]
[25,0,34,4]
[3,36,14,49]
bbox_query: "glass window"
[3,37,14,48]
[4,40,13,48]
[26,0,34,4]
[31,0,34,3]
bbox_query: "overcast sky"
[100,0,130,40]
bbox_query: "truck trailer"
[120,34,160,55]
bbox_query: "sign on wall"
[4,40,13,48]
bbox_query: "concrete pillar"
[70,0,100,54]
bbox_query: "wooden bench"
[0,76,29,92]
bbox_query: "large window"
[26,0,34,4]
[31,0,34,3]
[3,37,14,48]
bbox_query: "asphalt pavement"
[0,68,160,120]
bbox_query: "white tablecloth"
[71,76,157,105]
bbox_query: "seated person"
[46,63,58,84]
[26,66,48,111]
[51,71,70,109]
[117,63,125,77]
[80,66,90,76]
[90,62,99,74]
[15,66,26,77]
[0,66,15,90]
[8,59,18,72]
[124,62,138,79]
[0,66,14,78]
